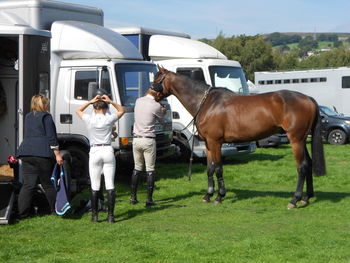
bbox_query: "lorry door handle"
[60,114,72,124]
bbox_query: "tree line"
[200,33,350,82]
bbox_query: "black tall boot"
[107,189,115,223]
[130,170,140,205]
[146,172,156,207]
[91,190,99,222]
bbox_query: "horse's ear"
[157,65,167,73]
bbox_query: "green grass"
[1,143,350,262]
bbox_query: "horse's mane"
[175,73,210,93]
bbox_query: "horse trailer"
[255,67,350,116]
[112,27,256,159]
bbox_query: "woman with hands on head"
[76,94,125,223]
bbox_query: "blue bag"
[51,164,71,216]
[50,163,60,191]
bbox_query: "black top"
[17,112,59,158]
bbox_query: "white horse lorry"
[0,0,175,223]
[255,67,350,116]
[112,27,256,160]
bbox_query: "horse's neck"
[171,82,204,117]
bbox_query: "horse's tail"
[311,100,326,176]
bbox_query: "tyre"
[173,136,191,162]
[328,129,347,145]
[65,146,90,190]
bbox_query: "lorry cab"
[112,27,256,159]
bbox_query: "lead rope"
[187,86,212,181]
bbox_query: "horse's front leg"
[203,142,226,204]
[202,160,215,203]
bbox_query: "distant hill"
[262,32,350,39]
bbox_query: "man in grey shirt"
[130,84,166,206]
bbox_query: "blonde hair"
[30,94,50,113]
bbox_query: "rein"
[186,86,213,181]
[179,86,213,133]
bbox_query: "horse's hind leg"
[301,145,314,207]
[288,141,309,209]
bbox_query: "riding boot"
[107,189,115,223]
[146,172,156,206]
[91,190,99,222]
[130,170,140,204]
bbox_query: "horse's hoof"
[287,203,297,209]
[299,200,309,207]
[202,199,210,203]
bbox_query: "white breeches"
[89,146,116,191]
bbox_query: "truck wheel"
[173,136,191,162]
[328,129,347,145]
[65,146,90,189]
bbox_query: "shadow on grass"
[116,190,204,222]
[224,188,350,205]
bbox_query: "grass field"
[1,143,350,263]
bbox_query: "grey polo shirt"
[133,94,165,138]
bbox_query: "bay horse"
[154,66,326,209]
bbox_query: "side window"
[74,70,98,100]
[123,71,151,106]
[342,76,350,89]
[177,68,205,83]
[39,72,49,98]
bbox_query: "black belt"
[133,136,155,139]
[90,143,111,147]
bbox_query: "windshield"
[320,106,339,116]
[209,66,248,94]
[115,63,157,106]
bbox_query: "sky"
[65,0,350,39]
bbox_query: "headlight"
[345,120,350,125]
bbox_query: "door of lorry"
[58,66,114,138]
[0,34,50,163]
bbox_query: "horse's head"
[152,65,172,100]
